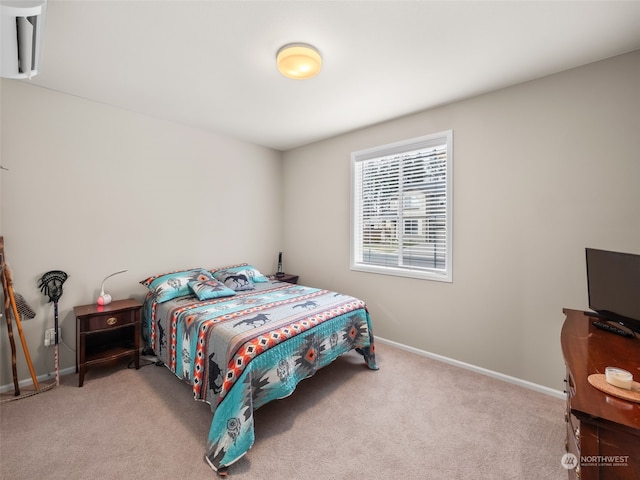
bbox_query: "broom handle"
[1,264,20,395]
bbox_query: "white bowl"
[605,367,633,390]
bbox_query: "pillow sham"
[214,271,255,291]
[140,268,213,303]
[211,263,269,283]
[188,278,236,300]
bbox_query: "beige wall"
[0,80,283,387]
[282,50,640,391]
[2,51,639,392]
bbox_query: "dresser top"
[73,298,142,317]
[562,308,640,430]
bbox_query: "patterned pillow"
[140,268,213,303]
[211,263,269,283]
[214,271,255,291]
[188,278,236,300]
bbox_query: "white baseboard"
[3,340,564,399]
[0,367,76,394]
[375,336,565,400]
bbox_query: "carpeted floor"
[0,342,567,479]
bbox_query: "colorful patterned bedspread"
[142,280,378,472]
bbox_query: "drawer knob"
[107,317,118,326]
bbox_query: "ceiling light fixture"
[276,43,322,80]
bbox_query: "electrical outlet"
[44,328,61,347]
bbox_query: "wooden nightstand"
[270,273,299,284]
[74,298,142,387]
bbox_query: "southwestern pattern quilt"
[142,280,378,473]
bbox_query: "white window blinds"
[351,130,452,282]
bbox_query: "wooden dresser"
[561,309,640,479]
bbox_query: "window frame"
[350,130,453,282]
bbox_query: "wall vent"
[1,1,47,79]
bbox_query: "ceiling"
[17,0,640,151]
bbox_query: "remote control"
[592,321,634,338]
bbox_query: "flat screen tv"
[586,247,640,334]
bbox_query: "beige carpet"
[0,342,566,479]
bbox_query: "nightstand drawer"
[85,311,135,332]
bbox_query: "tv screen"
[586,248,640,334]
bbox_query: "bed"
[140,264,378,475]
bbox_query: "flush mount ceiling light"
[276,43,322,80]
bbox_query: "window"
[404,219,419,235]
[351,130,452,282]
